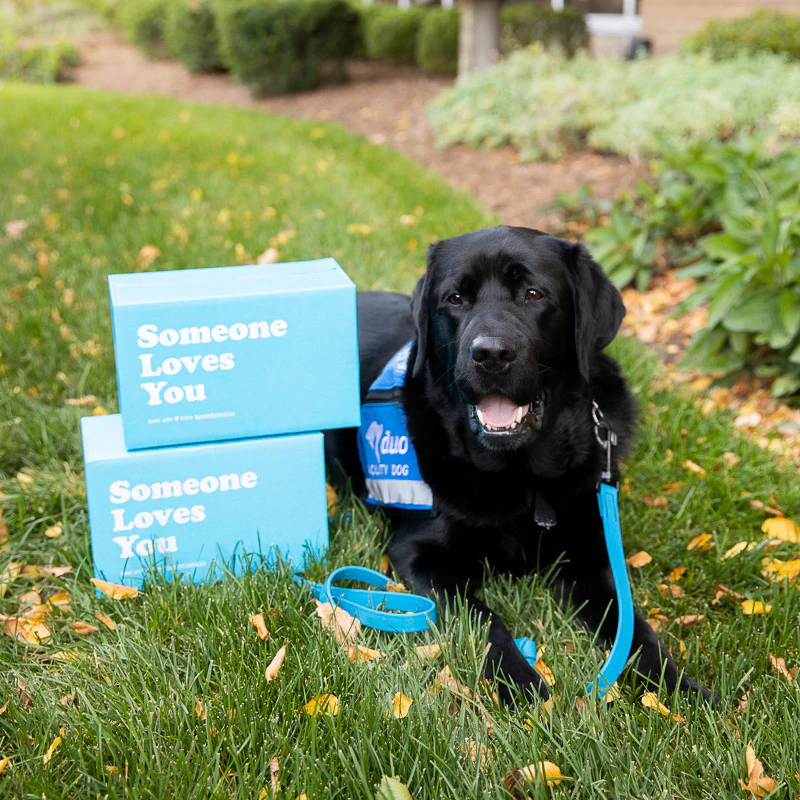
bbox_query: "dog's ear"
[409,242,439,378]
[568,242,626,382]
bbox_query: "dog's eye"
[446,293,463,306]
[525,288,543,302]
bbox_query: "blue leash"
[296,404,634,699]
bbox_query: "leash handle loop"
[295,566,437,634]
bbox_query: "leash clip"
[592,401,618,487]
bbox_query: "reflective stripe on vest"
[357,342,434,513]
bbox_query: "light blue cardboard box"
[81,414,328,586]
[109,258,360,450]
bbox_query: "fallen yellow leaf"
[682,459,706,478]
[303,694,339,716]
[315,600,361,643]
[742,600,772,615]
[392,692,413,719]
[43,732,63,765]
[687,533,715,552]
[414,643,442,661]
[534,656,555,686]
[343,643,382,663]
[95,612,116,630]
[265,644,287,682]
[738,743,777,797]
[673,614,704,627]
[91,578,140,600]
[461,738,493,770]
[640,692,685,722]
[626,551,652,568]
[48,590,71,611]
[44,522,62,539]
[249,613,269,641]
[761,558,800,583]
[0,756,9,775]
[70,621,98,635]
[761,517,800,543]
[769,654,796,685]
[722,541,754,561]
[667,566,687,582]
[517,761,571,786]
[194,697,206,721]
[16,472,34,486]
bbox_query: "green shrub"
[216,0,359,95]
[501,5,588,57]
[685,10,800,61]
[166,0,223,72]
[416,8,458,75]
[428,48,800,161]
[362,6,424,66]
[0,34,79,82]
[118,0,173,58]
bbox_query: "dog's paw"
[492,666,550,707]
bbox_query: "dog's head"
[410,225,624,453]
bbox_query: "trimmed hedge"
[0,34,80,83]
[216,0,359,95]
[501,5,589,57]
[166,0,223,73]
[118,0,173,59]
[417,8,458,75]
[362,6,425,66]
[685,10,800,61]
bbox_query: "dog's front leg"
[553,563,713,701]
[387,523,550,705]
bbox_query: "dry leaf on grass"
[687,533,715,552]
[658,583,685,599]
[376,775,414,800]
[0,756,9,776]
[43,728,64,765]
[315,600,361,642]
[461,738,493,770]
[712,584,746,605]
[269,756,280,793]
[673,614,704,627]
[343,643,382,663]
[682,460,706,478]
[91,579,140,600]
[265,644,287,682]
[95,612,115,630]
[768,654,796,685]
[3,617,52,647]
[626,551,652,568]
[249,613,269,640]
[44,523,62,539]
[302,694,339,716]
[436,665,472,702]
[640,692,685,722]
[742,600,772,615]
[761,517,800,543]
[760,558,800,583]
[504,761,571,795]
[534,655,555,686]
[738,743,777,797]
[70,621,98,635]
[194,697,206,721]
[392,693,413,719]
[415,643,442,661]
[667,566,687,582]
[722,541,755,561]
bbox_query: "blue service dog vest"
[357,342,434,513]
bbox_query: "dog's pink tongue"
[478,394,521,428]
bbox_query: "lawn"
[1,84,799,799]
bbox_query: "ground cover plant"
[1,84,799,798]
[0,33,79,82]
[428,46,800,161]
[552,135,800,397]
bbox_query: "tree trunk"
[458,0,501,79]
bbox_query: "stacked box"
[82,259,360,587]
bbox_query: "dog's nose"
[470,336,516,372]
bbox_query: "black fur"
[325,225,711,704]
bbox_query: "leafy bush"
[428,47,800,161]
[555,136,800,395]
[416,8,458,75]
[118,0,173,58]
[362,6,424,66]
[166,0,223,73]
[501,5,588,57]
[216,0,359,95]
[685,10,800,61]
[0,34,79,82]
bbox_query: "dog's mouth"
[468,393,545,437]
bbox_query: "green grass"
[1,84,799,799]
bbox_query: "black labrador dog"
[325,225,710,704]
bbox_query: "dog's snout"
[470,336,516,372]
